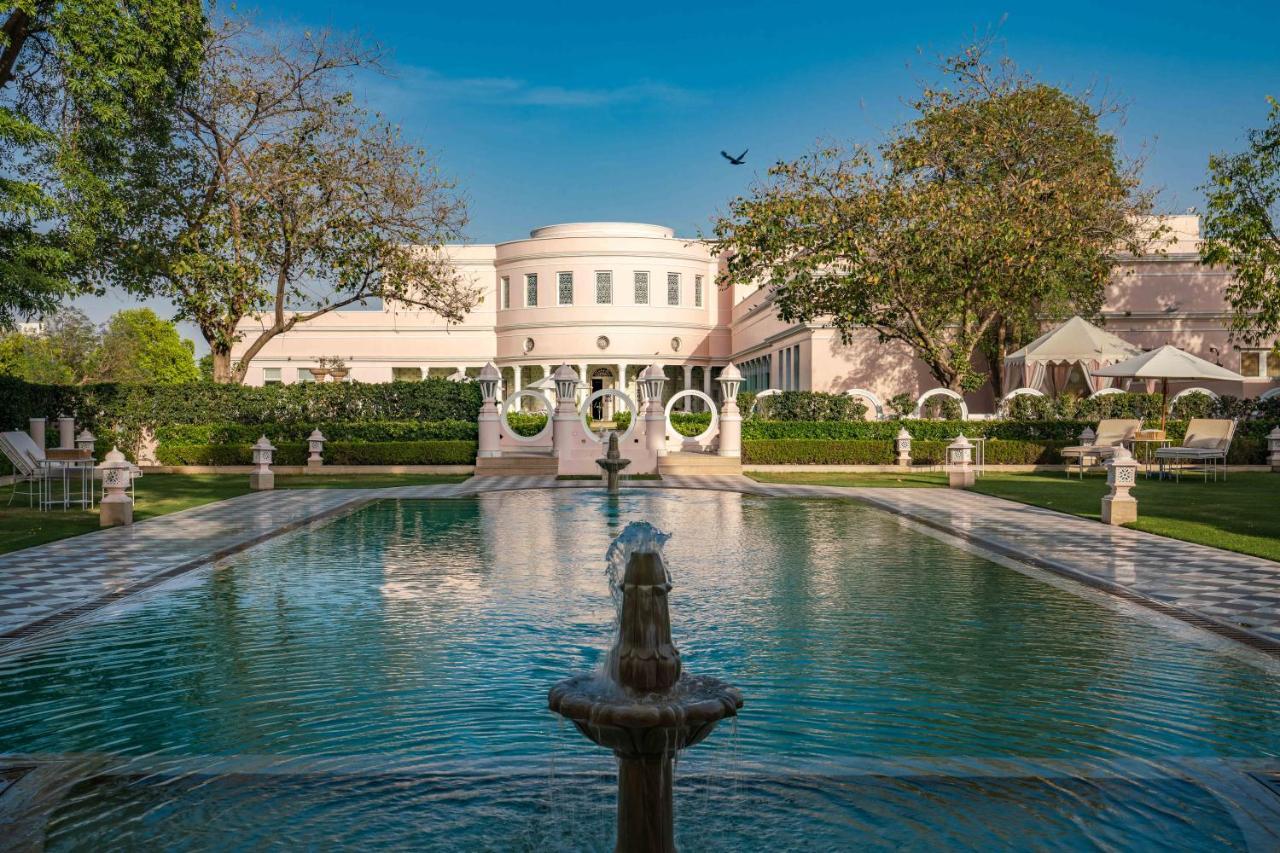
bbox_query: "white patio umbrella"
[1004,315,1141,394]
[1092,345,1245,431]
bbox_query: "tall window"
[525,273,538,307]
[500,276,510,309]
[558,272,574,305]
[667,272,680,306]
[596,271,613,304]
[694,275,703,307]
[297,367,316,383]
[634,271,649,304]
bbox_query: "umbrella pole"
[1160,377,1168,433]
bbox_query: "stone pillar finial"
[1101,446,1140,525]
[716,364,743,458]
[1267,426,1280,473]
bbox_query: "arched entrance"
[590,367,617,419]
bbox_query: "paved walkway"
[2,476,1278,653]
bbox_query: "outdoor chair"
[0,430,54,507]
[1059,419,1141,479]
[1154,419,1236,482]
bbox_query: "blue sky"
[81,0,1280,339]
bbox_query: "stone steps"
[474,455,559,476]
[657,453,742,476]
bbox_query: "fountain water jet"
[596,431,631,494]
[549,522,743,852]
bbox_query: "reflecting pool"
[1,490,1278,850]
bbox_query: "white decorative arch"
[997,386,1045,415]
[912,387,970,420]
[1260,387,1280,402]
[578,389,638,444]
[750,388,783,417]
[665,390,720,446]
[1088,387,1125,399]
[843,388,885,420]
[1170,387,1220,407]
[500,389,554,444]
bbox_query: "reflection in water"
[0,490,1277,850]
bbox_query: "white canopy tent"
[1003,316,1142,395]
[1093,345,1245,430]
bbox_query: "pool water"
[2,490,1279,850]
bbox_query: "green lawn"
[0,473,470,556]
[749,470,1280,562]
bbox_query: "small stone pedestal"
[477,362,502,458]
[716,363,743,458]
[98,447,134,527]
[896,428,912,467]
[306,429,326,469]
[250,436,276,490]
[1101,447,1139,525]
[1268,426,1280,473]
[947,434,975,488]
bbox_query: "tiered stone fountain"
[549,523,743,852]
[596,431,631,494]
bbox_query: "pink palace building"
[232,217,1280,413]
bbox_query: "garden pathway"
[1,476,1277,654]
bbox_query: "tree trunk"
[0,10,32,91]
[989,317,1008,399]
[210,348,237,384]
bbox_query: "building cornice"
[495,248,713,265]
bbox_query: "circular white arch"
[997,386,1045,415]
[912,388,969,420]
[750,388,783,417]
[1169,386,1220,406]
[843,388,885,420]
[500,389,554,444]
[578,388,639,444]
[1260,387,1280,402]
[1089,387,1126,399]
[665,390,720,443]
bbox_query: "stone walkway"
[2,476,1278,653]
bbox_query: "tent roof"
[1005,316,1142,365]
[1092,345,1245,381]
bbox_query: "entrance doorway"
[590,368,615,419]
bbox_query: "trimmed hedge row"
[155,440,477,466]
[742,439,1072,465]
[154,420,477,445]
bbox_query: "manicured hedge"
[154,420,477,445]
[155,440,476,466]
[742,439,1071,465]
[0,377,482,447]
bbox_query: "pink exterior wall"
[231,217,1279,409]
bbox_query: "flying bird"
[720,148,748,165]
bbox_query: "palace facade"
[231,217,1280,412]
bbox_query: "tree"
[0,328,72,382]
[0,1,206,328]
[711,42,1156,391]
[112,16,477,383]
[94,307,198,383]
[1201,97,1280,349]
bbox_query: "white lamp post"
[1102,446,1140,525]
[895,428,912,467]
[251,436,277,490]
[477,362,502,458]
[1268,426,1280,473]
[640,364,668,457]
[717,363,743,458]
[947,434,975,488]
[552,364,580,461]
[97,447,134,526]
[307,429,326,468]
[1079,426,1097,446]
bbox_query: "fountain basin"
[549,672,742,757]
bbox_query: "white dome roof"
[529,222,675,239]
